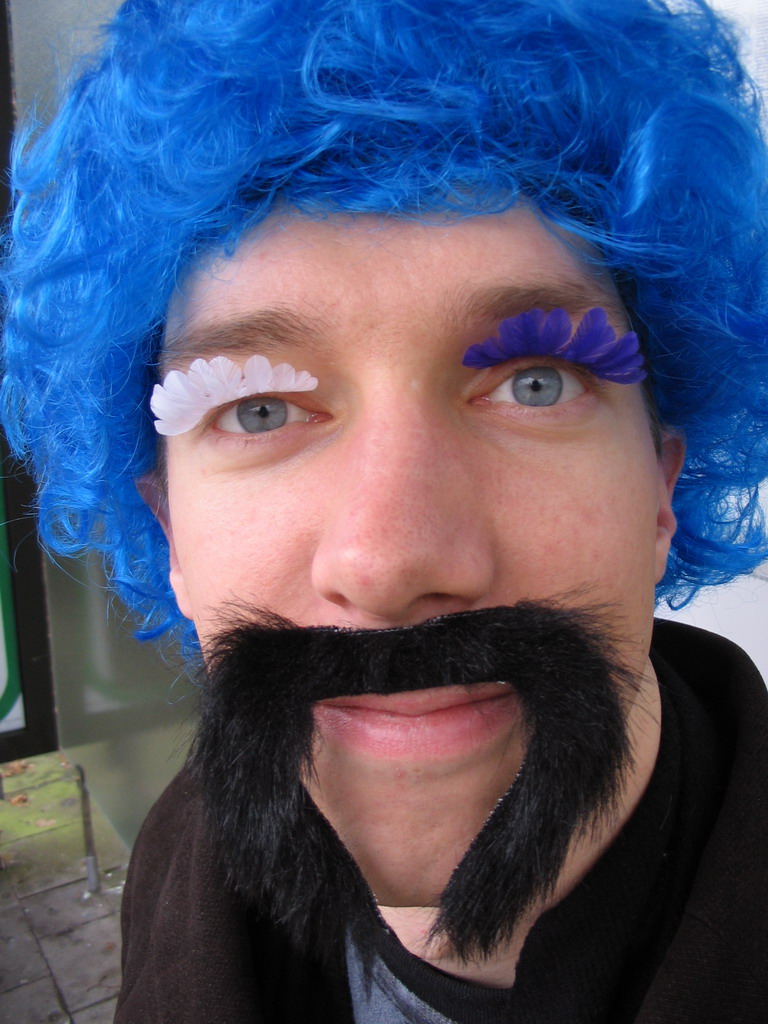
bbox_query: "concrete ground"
[0,752,129,1024]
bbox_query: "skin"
[155,206,683,984]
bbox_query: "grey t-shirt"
[346,934,456,1024]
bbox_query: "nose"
[311,404,497,626]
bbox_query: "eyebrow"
[161,279,628,370]
[454,281,628,331]
[161,307,330,370]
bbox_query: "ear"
[136,472,193,620]
[655,432,685,583]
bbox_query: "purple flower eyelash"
[462,307,647,384]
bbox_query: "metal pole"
[75,764,101,893]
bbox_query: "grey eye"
[215,397,309,434]
[487,365,585,408]
[234,398,288,432]
[512,366,563,406]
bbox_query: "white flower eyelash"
[150,355,319,436]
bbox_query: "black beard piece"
[188,602,638,964]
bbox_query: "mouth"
[313,682,521,760]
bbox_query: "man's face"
[160,207,679,920]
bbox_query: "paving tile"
[0,900,49,995]
[2,822,128,898]
[0,778,82,845]
[0,753,81,855]
[0,877,19,915]
[0,825,89,896]
[1,754,73,798]
[0,755,127,1022]
[73,996,118,1023]
[39,915,121,1013]
[22,871,125,939]
[0,975,70,1023]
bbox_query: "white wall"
[713,0,768,87]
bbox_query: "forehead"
[163,208,625,366]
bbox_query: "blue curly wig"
[3,0,768,644]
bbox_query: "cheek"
[492,445,662,609]
[166,470,322,635]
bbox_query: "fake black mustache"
[191,602,637,961]
[204,602,628,700]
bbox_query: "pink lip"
[313,683,520,760]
